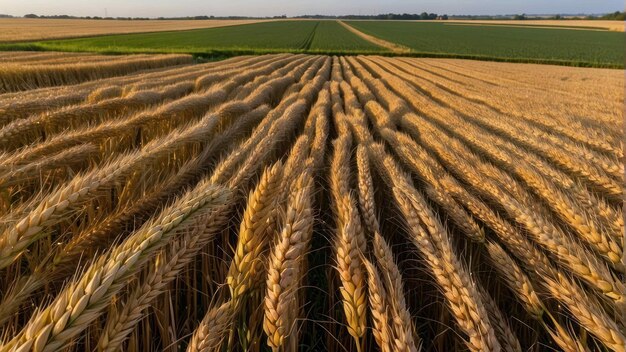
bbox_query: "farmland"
[0,18,273,42]
[1,19,623,67]
[439,19,625,32]
[346,21,625,67]
[4,21,385,55]
[0,52,622,352]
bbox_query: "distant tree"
[24,14,39,18]
[601,11,625,20]
[441,14,448,20]
[420,12,429,20]
[513,13,526,20]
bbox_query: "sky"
[0,0,623,18]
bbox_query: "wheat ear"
[227,162,284,306]
[363,258,393,352]
[334,195,368,352]
[187,301,233,352]
[372,233,420,352]
[355,145,380,235]
[263,172,314,351]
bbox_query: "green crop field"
[1,19,622,67]
[308,20,383,51]
[2,20,385,55]
[346,21,624,67]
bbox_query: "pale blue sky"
[0,0,623,18]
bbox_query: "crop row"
[0,53,622,352]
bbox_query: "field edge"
[0,43,621,69]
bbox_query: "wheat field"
[0,53,623,352]
[0,19,272,42]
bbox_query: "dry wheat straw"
[0,144,98,189]
[86,85,123,103]
[309,85,330,171]
[0,81,195,150]
[440,172,625,351]
[0,55,192,92]
[365,73,621,265]
[4,57,300,166]
[358,56,623,305]
[346,74,484,242]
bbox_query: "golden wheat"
[0,53,622,352]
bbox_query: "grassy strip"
[0,42,621,69]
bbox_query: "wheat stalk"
[0,104,272,323]
[263,172,314,351]
[405,117,625,306]
[309,85,330,171]
[0,143,98,189]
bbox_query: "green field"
[308,21,382,51]
[1,20,622,67]
[346,21,624,67]
[3,21,384,55]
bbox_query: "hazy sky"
[1,0,623,18]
